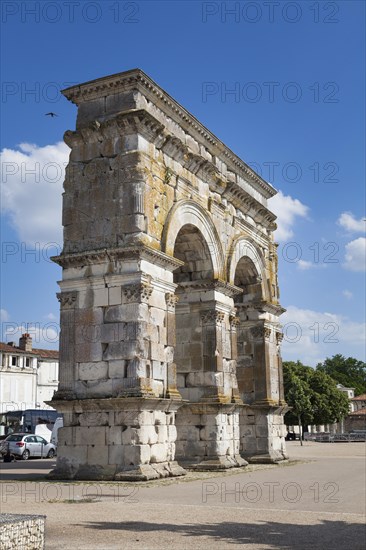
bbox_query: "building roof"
[336,384,355,391]
[351,394,366,401]
[33,348,59,360]
[348,407,366,416]
[0,342,58,360]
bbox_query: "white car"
[0,433,56,460]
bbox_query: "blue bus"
[0,409,61,439]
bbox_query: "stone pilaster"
[53,291,77,400]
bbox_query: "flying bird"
[45,112,58,117]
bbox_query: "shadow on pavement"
[0,459,55,480]
[78,519,366,549]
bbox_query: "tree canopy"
[316,355,366,396]
[283,360,350,429]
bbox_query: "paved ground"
[0,441,365,549]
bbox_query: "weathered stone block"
[78,361,108,381]
[156,425,168,443]
[105,303,149,322]
[108,359,126,379]
[150,443,167,463]
[75,342,103,363]
[87,444,109,465]
[108,444,125,466]
[124,444,151,466]
[109,286,122,305]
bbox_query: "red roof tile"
[0,342,58,359]
[33,348,59,360]
[351,394,366,401]
[349,407,366,416]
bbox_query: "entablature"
[62,69,277,202]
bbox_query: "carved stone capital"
[250,324,272,340]
[229,314,240,329]
[264,327,272,339]
[57,291,77,309]
[201,310,225,325]
[165,292,179,310]
[123,282,153,303]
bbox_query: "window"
[11,356,17,366]
[6,435,23,442]
[25,357,30,367]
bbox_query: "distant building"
[350,393,366,412]
[0,333,59,413]
[336,384,355,404]
[345,407,366,432]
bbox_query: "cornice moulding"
[52,245,185,270]
[62,69,276,200]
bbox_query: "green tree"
[283,362,313,445]
[310,370,350,425]
[283,361,351,442]
[316,355,366,396]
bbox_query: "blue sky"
[1,0,365,366]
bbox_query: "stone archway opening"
[172,223,215,402]
[171,224,246,469]
[233,256,263,405]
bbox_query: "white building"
[0,333,59,414]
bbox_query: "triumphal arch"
[50,69,288,480]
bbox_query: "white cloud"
[297,260,326,271]
[4,323,59,349]
[338,212,366,233]
[342,290,353,299]
[269,190,309,242]
[1,141,69,246]
[45,313,57,321]
[0,309,9,322]
[280,305,366,367]
[343,237,366,272]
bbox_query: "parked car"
[285,431,297,441]
[0,433,56,460]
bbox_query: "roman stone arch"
[162,199,225,280]
[49,69,288,481]
[227,237,269,301]
[227,238,287,462]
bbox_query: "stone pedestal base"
[48,397,186,481]
[240,403,288,464]
[175,402,247,470]
[246,451,288,464]
[115,461,186,481]
[190,455,248,470]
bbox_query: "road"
[0,441,365,549]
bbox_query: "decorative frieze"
[177,280,242,297]
[52,245,185,271]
